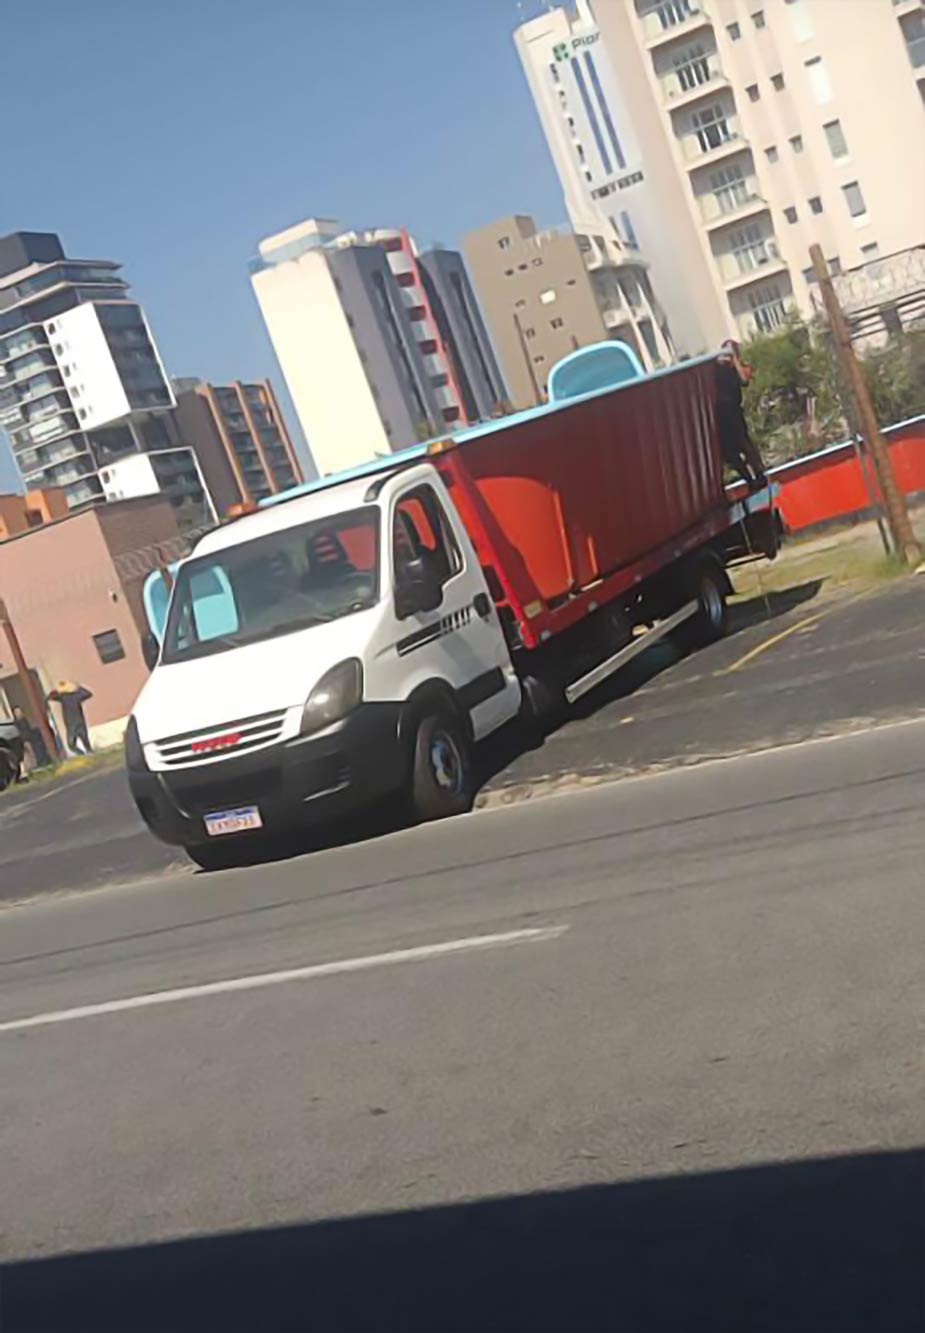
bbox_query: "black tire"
[409,709,473,823]
[0,745,20,793]
[678,562,729,650]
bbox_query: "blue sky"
[0,0,564,488]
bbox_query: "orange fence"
[764,416,925,533]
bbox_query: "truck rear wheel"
[410,710,473,822]
[680,563,729,649]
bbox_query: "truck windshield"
[161,507,380,664]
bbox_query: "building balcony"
[716,242,789,290]
[603,307,635,331]
[640,0,711,48]
[680,118,743,165]
[659,61,728,109]
[698,184,769,228]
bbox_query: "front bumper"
[129,703,404,849]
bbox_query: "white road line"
[0,926,568,1034]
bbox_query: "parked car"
[0,716,24,791]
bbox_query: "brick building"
[0,495,184,747]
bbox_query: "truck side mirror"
[395,557,443,619]
[141,631,160,671]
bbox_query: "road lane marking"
[0,926,568,1034]
[719,589,871,676]
[718,612,824,674]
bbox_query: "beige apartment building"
[516,0,925,353]
[463,214,672,407]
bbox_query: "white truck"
[128,346,776,869]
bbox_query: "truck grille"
[153,708,288,767]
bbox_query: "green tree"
[859,330,925,428]
[741,318,845,467]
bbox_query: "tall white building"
[0,231,191,510]
[516,0,925,353]
[250,218,506,477]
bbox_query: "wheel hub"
[430,731,462,793]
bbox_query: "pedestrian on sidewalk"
[47,681,93,756]
[13,705,52,770]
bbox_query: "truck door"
[388,476,520,739]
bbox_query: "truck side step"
[565,600,699,704]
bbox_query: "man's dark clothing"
[715,360,766,489]
[48,686,93,755]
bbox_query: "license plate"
[204,806,263,837]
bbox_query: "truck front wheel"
[409,711,473,822]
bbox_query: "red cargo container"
[432,357,769,652]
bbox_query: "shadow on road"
[4,1147,921,1332]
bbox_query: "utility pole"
[809,244,921,566]
[0,598,58,762]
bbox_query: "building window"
[523,327,536,340]
[93,629,126,664]
[498,236,510,250]
[518,263,528,271]
[746,83,760,101]
[550,317,565,329]
[533,355,546,364]
[842,181,867,218]
[772,73,786,90]
[785,0,814,42]
[861,242,880,259]
[504,268,514,277]
[829,257,841,276]
[549,63,560,84]
[805,56,833,104]
[748,281,789,333]
[784,206,798,224]
[692,103,733,153]
[532,257,543,267]
[823,119,848,158]
[809,196,824,215]
[539,289,557,304]
[576,144,586,163]
[729,222,775,272]
[515,298,527,308]
[584,170,593,182]
[752,10,766,29]
[765,145,779,163]
[790,135,803,153]
[727,22,741,40]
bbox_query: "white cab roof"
[192,475,380,558]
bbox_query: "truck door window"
[393,486,462,590]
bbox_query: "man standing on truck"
[48,680,93,755]
[715,340,767,492]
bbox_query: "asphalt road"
[2,716,923,1331]
[2,575,924,902]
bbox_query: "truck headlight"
[124,715,148,772]
[300,659,363,736]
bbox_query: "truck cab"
[127,464,522,869]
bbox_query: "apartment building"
[173,379,302,514]
[464,214,672,407]
[250,218,506,476]
[0,232,188,508]
[516,0,925,352]
[416,249,508,423]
